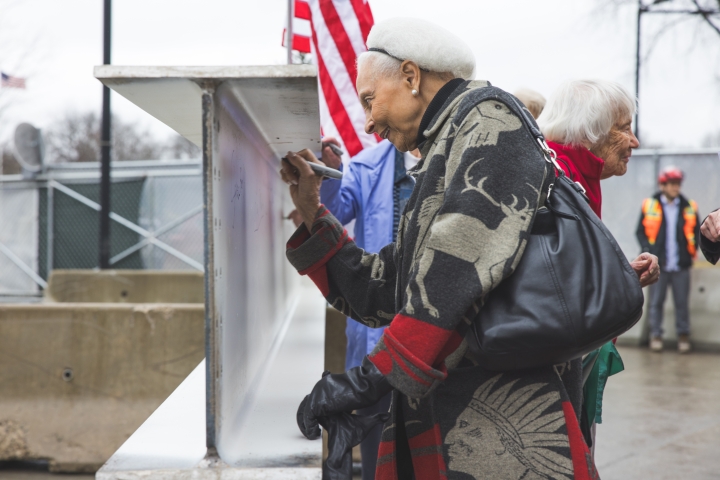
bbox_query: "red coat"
[547,141,604,218]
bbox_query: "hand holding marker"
[281,142,344,180]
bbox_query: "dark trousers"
[356,392,392,480]
[648,268,691,338]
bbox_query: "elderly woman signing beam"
[281,18,598,479]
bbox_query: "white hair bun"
[366,17,476,80]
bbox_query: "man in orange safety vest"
[636,166,700,354]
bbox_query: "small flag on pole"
[1,72,26,89]
[282,0,312,54]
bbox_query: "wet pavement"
[3,346,719,480]
[594,345,720,480]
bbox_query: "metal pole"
[47,183,54,279]
[634,1,642,142]
[99,0,112,268]
[286,0,294,65]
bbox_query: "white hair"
[513,88,546,119]
[538,80,636,147]
[357,17,476,80]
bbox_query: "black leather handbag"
[467,94,645,371]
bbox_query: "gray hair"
[357,17,476,80]
[538,80,636,147]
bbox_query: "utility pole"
[635,0,642,142]
[287,0,294,65]
[634,0,719,143]
[99,0,112,268]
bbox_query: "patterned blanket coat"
[287,80,598,480]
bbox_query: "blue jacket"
[320,140,396,370]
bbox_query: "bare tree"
[692,0,720,36]
[166,135,201,159]
[112,118,165,161]
[44,112,101,163]
[44,112,177,163]
[599,1,720,45]
[42,111,201,164]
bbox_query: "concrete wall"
[0,271,205,472]
[618,266,720,350]
[46,270,205,304]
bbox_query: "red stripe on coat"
[287,227,311,250]
[375,439,396,480]
[408,424,448,480]
[381,334,436,386]
[297,228,349,276]
[307,266,330,297]
[369,349,392,375]
[561,401,599,480]
[385,314,455,367]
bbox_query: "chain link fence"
[0,160,203,298]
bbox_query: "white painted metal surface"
[94,65,318,149]
[96,360,207,475]
[94,65,326,478]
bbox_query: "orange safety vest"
[641,197,698,258]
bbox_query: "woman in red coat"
[538,79,660,451]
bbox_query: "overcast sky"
[1,0,719,149]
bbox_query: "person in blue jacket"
[317,137,419,480]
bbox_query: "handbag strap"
[502,92,584,217]
[504,92,589,205]
[503,93,564,174]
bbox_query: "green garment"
[583,341,624,426]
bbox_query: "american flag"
[286,0,378,158]
[282,0,312,54]
[1,72,26,89]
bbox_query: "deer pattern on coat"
[285,82,592,478]
[402,96,537,320]
[408,157,538,318]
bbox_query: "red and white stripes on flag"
[308,0,377,158]
[282,0,312,54]
[1,72,26,89]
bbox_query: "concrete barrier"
[0,270,205,473]
[618,264,720,350]
[46,270,204,304]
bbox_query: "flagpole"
[287,0,294,65]
[99,0,112,269]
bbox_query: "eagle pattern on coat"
[286,81,598,479]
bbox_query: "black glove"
[319,411,390,480]
[297,356,393,440]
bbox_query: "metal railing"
[0,159,204,297]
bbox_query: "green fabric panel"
[583,341,625,426]
[38,179,145,278]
